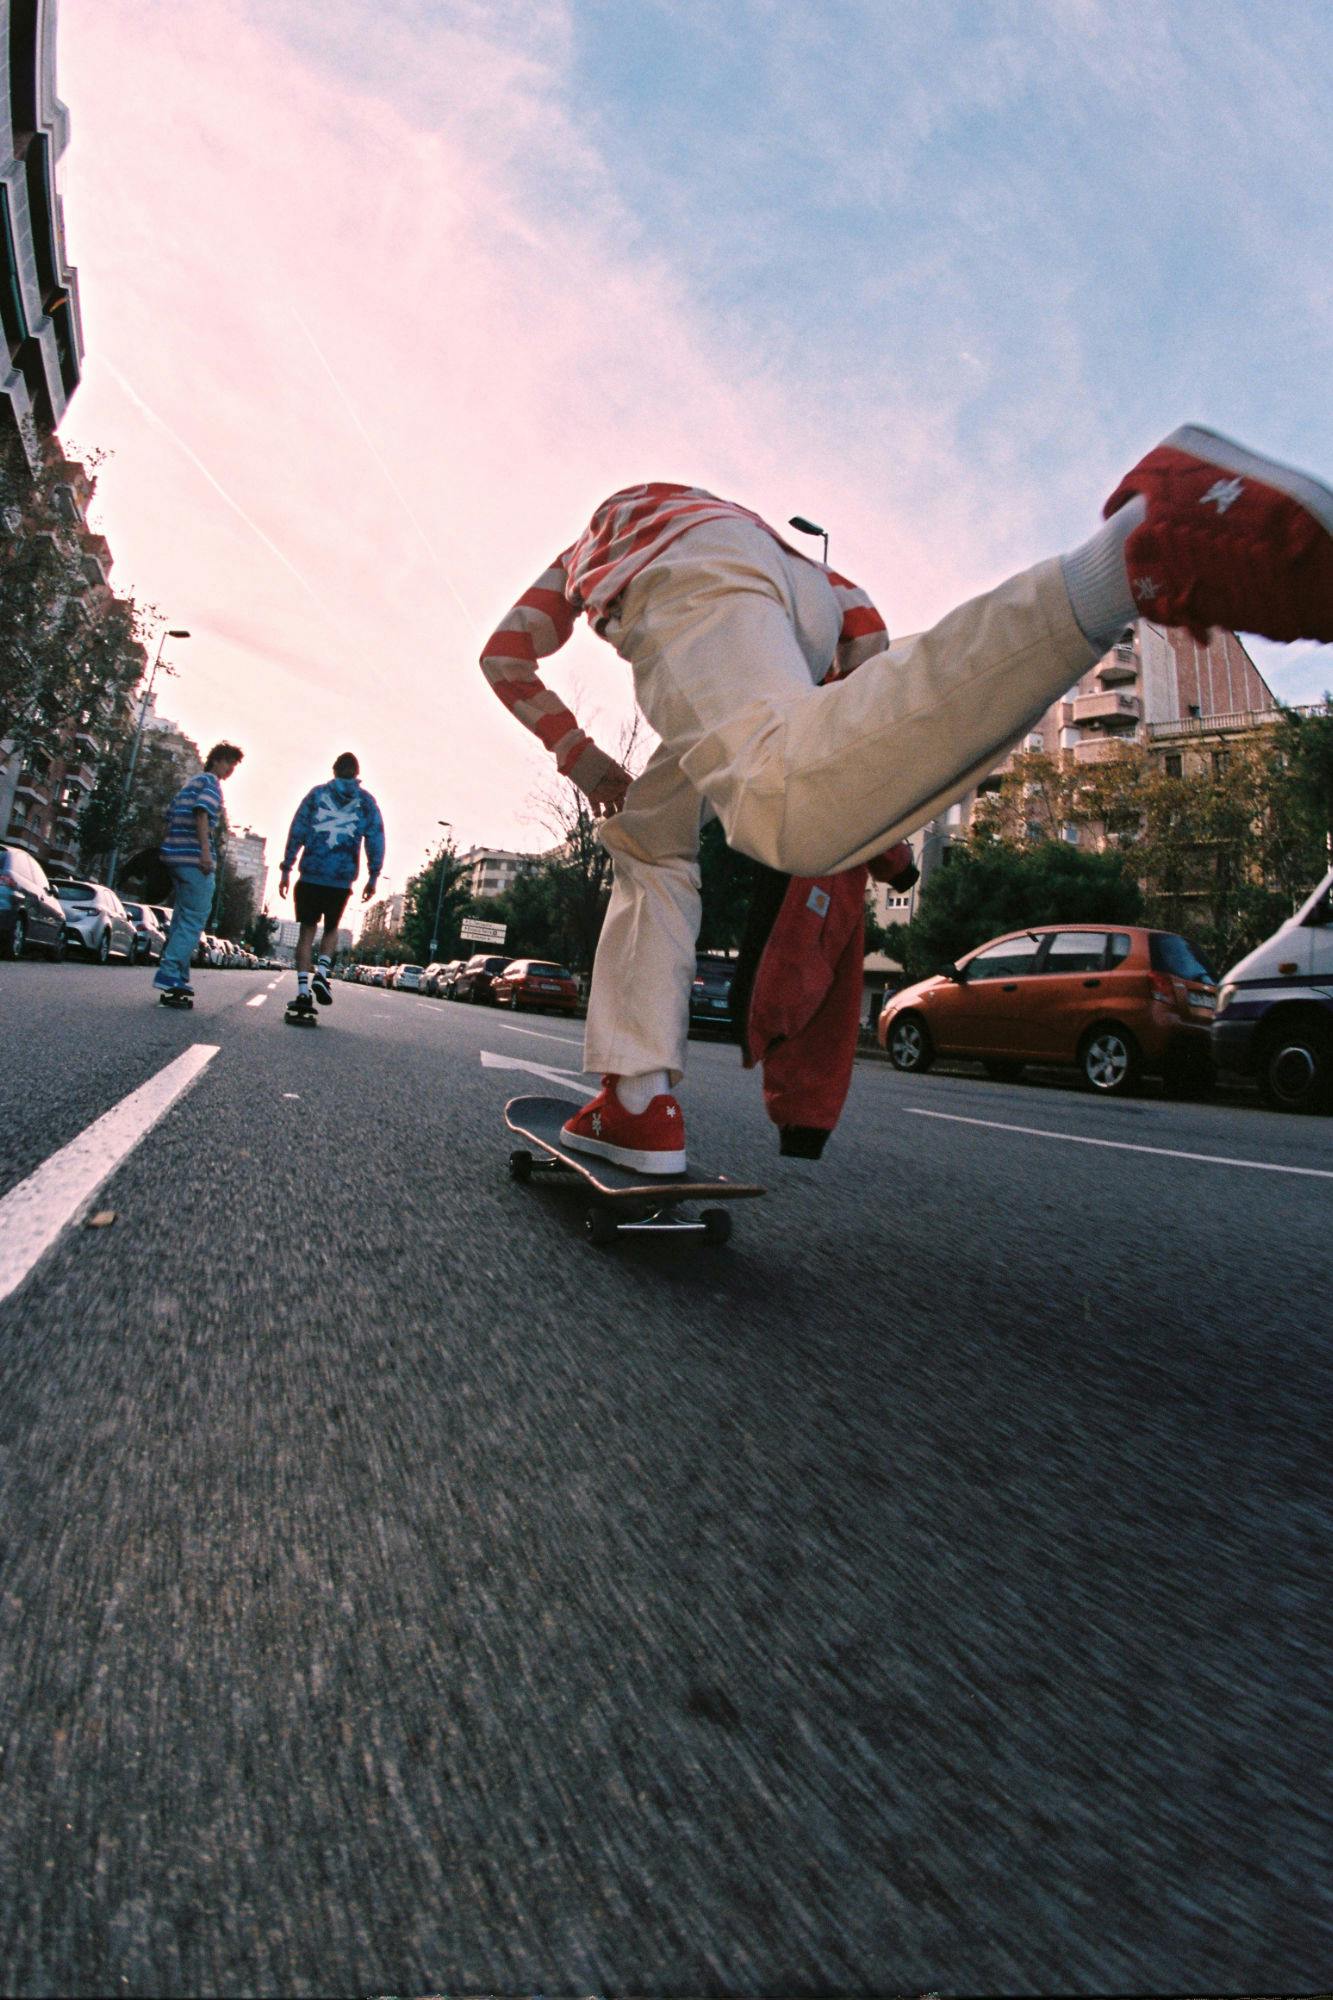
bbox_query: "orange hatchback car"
[878,924,1217,1095]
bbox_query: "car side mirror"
[942,961,967,982]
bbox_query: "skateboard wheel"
[702,1208,732,1245]
[584,1206,619,1247]
[508,1148,533,1183]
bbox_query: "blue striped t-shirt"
[161,771,222,866]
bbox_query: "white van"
[1211,866,1333,1111]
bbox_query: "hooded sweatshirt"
[282,777,385,890]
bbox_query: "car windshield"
[56,881,96,900]
[1150,933,1215,983]
[401,965,423,974]
[525,962,568,977]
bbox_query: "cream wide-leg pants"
[583,515,1096,1084]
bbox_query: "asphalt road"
[1,960,1331,1997]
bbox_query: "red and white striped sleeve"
[826,570,889,678]
[478,554,618,796]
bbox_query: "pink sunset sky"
[54,0,1333,913]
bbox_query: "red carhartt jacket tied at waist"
[742,840,915,1159]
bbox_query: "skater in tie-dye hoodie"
[279,752,385,1016]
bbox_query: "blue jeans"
[155,865,215,988]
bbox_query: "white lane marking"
[907,1107,1333,1181]
[246,993,268,1008]
[480,1050,586,1097]
[266,977,282,990]
[497,1023,583,1046]
[283,1092,300,1099]
[0,1045,220,1305]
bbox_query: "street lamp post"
[429,821,453,957]
[107,626,189,888]
[788,515,829,566]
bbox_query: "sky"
[55,0,1333,919]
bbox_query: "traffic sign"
[460,917,507,944]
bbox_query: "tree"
[215,869,256,941]
[0,429,148,764]
[400,844,470,964]
[884,839,1142,980]
[244,908,279,958]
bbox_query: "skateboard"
[285,1001,319,1026]
[158,988,194,1010]
[504,1095,764,1247]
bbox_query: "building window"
[1165,753,1182,778]
[1212,750,1231,776]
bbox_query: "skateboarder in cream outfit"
[480,428,1333,1173]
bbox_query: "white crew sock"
[1059,494,1146,647]
[297,971,310,994]
[316,954,331,975]
[614,1070,670,1114]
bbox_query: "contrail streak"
[291,306,476,631]
[101,358,327,610]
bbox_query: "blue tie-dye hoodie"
[282,777,385,889]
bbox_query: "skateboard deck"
[285,1004,319,1026]
[504,1096,764,1246]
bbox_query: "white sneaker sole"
[1167,424,1333,536]
[561,1127,688,1176]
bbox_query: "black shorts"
[294,880,351,929]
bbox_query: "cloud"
[55,0,1333,889]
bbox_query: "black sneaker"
[287,991,317,1019]
[312,968,333,1006]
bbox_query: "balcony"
[1073,736,1138,766]
[73,729,99,757]
[1072,691,1142,728]
[13,773,49,804]
[1096,656,1138,688]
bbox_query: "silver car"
[120,899,167,964]
[54,879,138,964]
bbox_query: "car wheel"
[887,1013,934,1074]
[6,914,26,960]
[95,929,111,965]
[1079,1024,1140,1095]
[982,1059,1025,1082]
[1256,1017,1332,1113]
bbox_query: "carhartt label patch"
[806,887,831,918]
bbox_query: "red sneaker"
[562,1080,687,1174]
[1103,424,1333,643]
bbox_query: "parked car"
[396,964,425,992]
[0,844,68,960]
[491,957,580,1014]
[690,954,736,1030]
[53,879,138,964]
[437,959,464,998]
[878,923,1217,1096]
[452,954,512,1004]
[1212,864,1333,1113]
[149,903,173,940]
[120,899,167,964]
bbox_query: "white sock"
[1060,494,1146,647]
[297,972,310,994]
[614,1070,670,1114]
[316,954,331,974]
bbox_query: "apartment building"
[0,0,83,450]
[226,826,268,912]
[457,845,538,900]
[869,619,1277,931]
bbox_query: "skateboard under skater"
[158,986,194,1010]
[285,996,319,1026]
[504,1095,764,1247]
